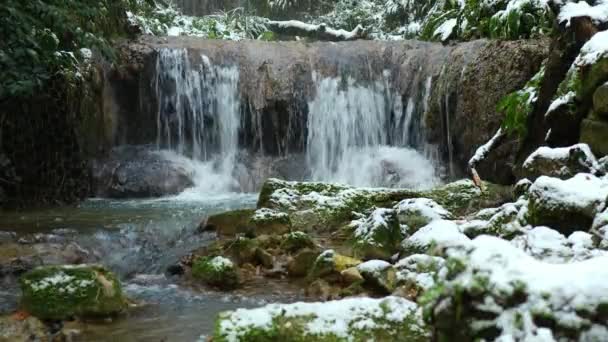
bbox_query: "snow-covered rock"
[212,296,429,341]
[350,208,405,260]
[394,198,452,233]
[402,220,470,254]
[425,235,608,341]
[357,260,397,294]
[395,254,445,292]
[526,174,608,234]
[522,144,602,180]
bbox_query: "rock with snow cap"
[349,208,404,260]
[394,198,452,233]
[522,144,602,181]
[356,259,397,294]
[192,256,239,290]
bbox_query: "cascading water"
[306,71,440,189]
[154,48,241,193]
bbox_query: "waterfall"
[154,48,241,192]
[306,72,440,189]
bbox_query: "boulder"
[202,209,255,237]
[340,267,364,285]
[93,146,194,198]
[213,296,428,342]
[250,208,291,235]
[20,265,126,320]
[424,236,608,341]
[280,231,315,253]
[592,81,608,118]
[395,254,445,296]
[192,256,239,290]
[522,144,602,180]
[356,260,397,294]
[402,220,470,254]
[580,117,608,158]
[308,250,361,282]
[0,315,51,341]
[350,208,404,260]
[395,198,452,232]
[286,248,320,277]
[526,174,608,234]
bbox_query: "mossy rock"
[192,256,239,290]
[308,250,361,282]
[203,209,255,237]
[351,208,404,260]
[226,236,259,264]
[592,81,608,118]
[213,296,429,342]
[421,180,513,216]
[580,117,608,158]
[281,231,315,253]
[287,248,321,278]
[357,260,397,295]
[20,265,126,320]
[250,208,292,235]
[395,198,452,232]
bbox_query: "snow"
[394,198,451,223]
[438,235,608,339]
[395,254,445,289]
[357,259,392,274]
[559,0,608,27]
[251,208,289,222]
[574,29,608,67]
[434,18,457,41]
[523,143,601,174]
[209,256,234,270]
[215,296,425,341]
[510,226,573,262]
[529,173,608,213]
[403,219,471,251]
[469,128,504,167]
[546,91,575,115]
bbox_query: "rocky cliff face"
[105,37,548,185]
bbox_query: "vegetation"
[499,65,546,137]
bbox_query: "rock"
[0,315,51,341]
[357,260,397,294]
[424,236,608,341]
[226,237,258,264]
[280,231,315,253]
[522,144,602,180]
[202,209,255,237]
[526,174,608,234]
[254,248,274,269]
[402,220,470,254]
[460,200,526,239]
[213,296,429,341]
[350,208,404,260]
[395,198,452,232]
[592,81,608,118]
[286,248,320,278]
[92,147,194,198]
[306,279,335,300]
[0,242,90,277]
[513,178,532,198]
[340,267,364,285]
[420,180,513,216]
[249,208,291,235]
[580,117,608,158]
[308,250,361,282]
[395,254,445,296]
[192,256,239,290]
[20,265,126,320]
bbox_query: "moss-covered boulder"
[395,254,445,297]
[593,81,608,118]
[287,248,320,278]
[203,209,255,237]
[526,174,608,234]
[250,208,292,235]
[401,220,470,255]
[424,235,608,341]
[350,208,405,260]
[280,231,315,253]
[522,144,602,180]
[212,296,429,342]
[356,260,397,294]
[395,198,452,232]
[580,117,608,157]
[420,180,513,216]
[225,236,259,264]
[460,200,526,239]
[308,250,361,282]
[20,265,126,320]
[192,256,239,290]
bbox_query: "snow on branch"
[468,128,506,169]
[264,20,366,41]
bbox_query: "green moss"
[20,265,126,320]
[281,231,315,253]
[192,256,239,290]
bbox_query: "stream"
[0,192,301,341]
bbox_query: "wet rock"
[0,315,51,341]
[522,144,602,180]
[0,242,91,277]
[192,256,239,290]
[92,146,194,198]
[20,265,126,320]
[202,209,255,237]
[350,208,404,260]
[286,248,320,278]
[213,296,428,341]
[357,260,397,295]
[526,174,608,234]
